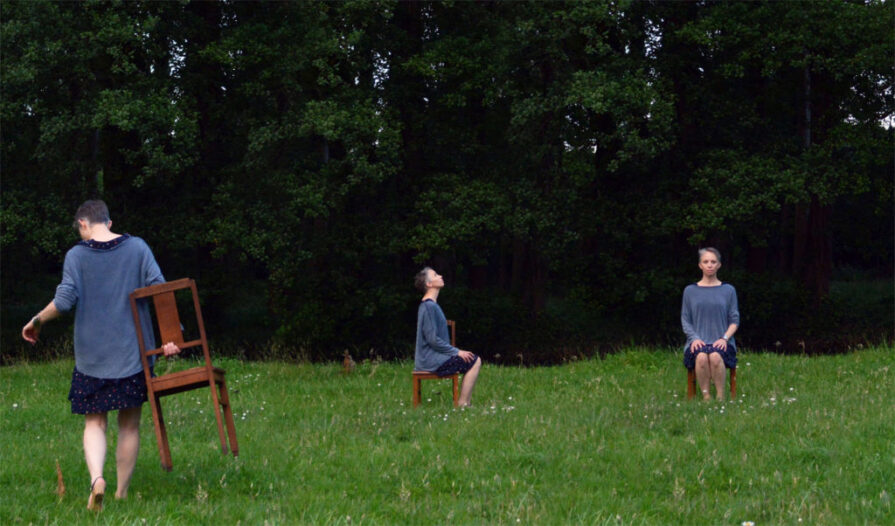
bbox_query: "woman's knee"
[117,407,142,431]
[85,413,108,432]
[708,352,724,366]
[695,353,709,366]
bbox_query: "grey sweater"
[681,283,740,352]
[414,299,459,371]
[53,235,164,378]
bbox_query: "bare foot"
[87,476,105,511]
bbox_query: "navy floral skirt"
[434,353,480,377]
[683,345,737,370]
[68,368,149,415]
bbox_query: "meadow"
[1,346,892,525]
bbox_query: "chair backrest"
[129,278,212,372]
[447,319,456,347]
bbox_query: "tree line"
[2,0,892,361]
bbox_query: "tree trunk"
[792,62,831,300]
[805,197,832,298]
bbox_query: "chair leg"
[208,379,229,455]
[218,379,239,457]
[412,376,422,408]
[148,394,173,471]
[730,368,737,399]
[451,374,459,407]
[687,369,696,399]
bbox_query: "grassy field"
[1,346,893,525]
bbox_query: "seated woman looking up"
[681,247,739,401]
[414,267,482,407]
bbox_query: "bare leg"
[694,352,711,400]
[115,406,142,499]
[458,357,482,407]
[84,413,108,509]
[708,352,726,401]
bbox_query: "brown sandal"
[87,476,105,511]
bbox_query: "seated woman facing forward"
[681,247,739,401]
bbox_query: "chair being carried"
[129,278,238,471]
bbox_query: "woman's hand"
[21,303,59,345]
[22,318,41,344]
[712,338,728,351]
[162,342,181,357]
[689,339,706,353]
[457,350,475,362]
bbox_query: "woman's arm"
[420,306,458,356]
[712,323,738,351]
[21,301,62,344]
[140,239,165,286]
[681,289,705,352]
[713,286,740,350]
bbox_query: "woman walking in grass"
[681,247,739,401]
[21,200,180,511]
[414,267,482,407]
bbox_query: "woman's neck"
[87,224,119,242]
[422,289,440,302]
[697,276,722,286]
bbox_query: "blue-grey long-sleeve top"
[414,299,458,371]
[53,235,164,379]
[681,283,740,352]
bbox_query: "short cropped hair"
[414,267,433,293]
[74,199,110,226]
[698,247,722,262]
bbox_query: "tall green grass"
[1,346,893,525]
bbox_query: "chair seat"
[152,366,227,397]
[412,370,448,378]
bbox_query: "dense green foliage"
[2,1,892,360]
[2,346,894,523]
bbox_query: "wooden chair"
[412,319,460,408]
[129,278,238,471]
[687,367,736,399]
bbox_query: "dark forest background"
[2,0,892,364]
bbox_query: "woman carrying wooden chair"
[21,200,180,511]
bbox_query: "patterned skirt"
[68,368,149,415]
[433,353,480,377]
